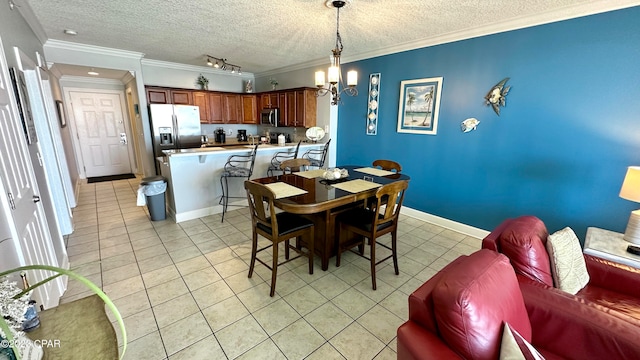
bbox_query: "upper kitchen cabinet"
[146,87,170,104]
[241,95,258,124]
[281,88,316,127]
[145,87,192,105]
[223,94,240,124]
[209,93,224,123]
[260,93,279,109]
[192,92,210,123]
[170,90,192,105]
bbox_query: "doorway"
[66,89,134,178]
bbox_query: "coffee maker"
[215,127,226,143]
[237,129,247,142]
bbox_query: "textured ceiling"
[22,0,640,75]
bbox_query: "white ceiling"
[20,0,640,76]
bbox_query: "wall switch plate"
[227,129,233,136]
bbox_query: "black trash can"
[141,176,167,221]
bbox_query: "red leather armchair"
[397,249,640,360]
[482,216,640,323]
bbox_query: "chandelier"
[205,55,242,74]
[315,0,357,105]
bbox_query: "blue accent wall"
[336,7,640,239]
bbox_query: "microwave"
[260,108,281,127]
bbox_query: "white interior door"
[69,91,132,177]
[0,37,62,309]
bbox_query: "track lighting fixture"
[205,55,241,75]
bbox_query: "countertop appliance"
[237,129,247,142]
[269,133,291,144]
[260,108,281,127]
[150,104,202,159]
[215,127,226,143]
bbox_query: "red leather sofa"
[482,215,640,323]
[396,249,640,360]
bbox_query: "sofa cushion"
[499,216,554,287]
[433,250,531,360]
[500,323,545,360]
[546,227,589,294]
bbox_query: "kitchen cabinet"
[192,91,210,123]
[145,86,317,127]
[146,87,192,105]
[209,93,224,123]
[223,94,240,123]
[260,93,279,109]
[284,91,296,127]
[170,90,192,105]
[146,87,170,104]
[293,89,317,127]
[241,95,258,124]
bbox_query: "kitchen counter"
[162,142,313,158]
[158,142,324,222]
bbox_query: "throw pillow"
[546,227,590,294]
[500,323,545,360]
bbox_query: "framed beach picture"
[397,77,443,135]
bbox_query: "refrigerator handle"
[172,113,179,148]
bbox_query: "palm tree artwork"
[406,92,416,122]
[422,88,434,126]
[402,85,435,127]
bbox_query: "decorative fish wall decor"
[485,77,511,116]
[461,118,480,133]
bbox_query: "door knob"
[32,195,40,203]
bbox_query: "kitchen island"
[158,142,324,222]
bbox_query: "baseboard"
[401,207,490,239]
[172,199,247,223]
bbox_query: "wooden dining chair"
[244,180,315,297]
[372,159,402,173]
[279,158,310,174]
[335,180,409,290]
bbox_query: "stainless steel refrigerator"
[149,104,202,159]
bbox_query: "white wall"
[255,66,335,166]
[141,59,253,93]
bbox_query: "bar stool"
[302,139,331,168]
[267,141,301,177]
[219,144,258,222]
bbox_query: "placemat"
[265,182,308,199]
[354,167,395,177]
[331,179,381,193]
[294,169,326,179]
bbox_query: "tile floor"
[61,177,481,360]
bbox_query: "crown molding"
[258,0,640,77]
[15,0,48,44]
[121,71,136,84]
[44,39,145,59]
[140,58,255,78]
[59,75,124,85]
[342,0,640,65]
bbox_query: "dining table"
[253,165,410,270]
